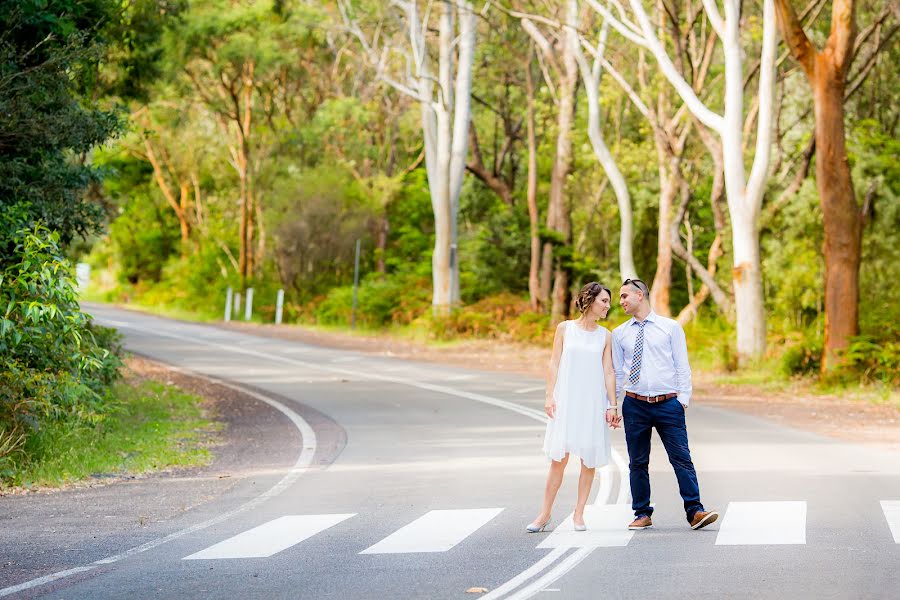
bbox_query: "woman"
[527,282,621,533]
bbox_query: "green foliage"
[311,272,432,329]
[780,334,824,377]
[426,293,553,344]
[846,334,900,387]
[0,0,125,249]
[0,225,122,473]
[5,376,218,489]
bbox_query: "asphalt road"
[2,305,898,599]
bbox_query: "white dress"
[542,320,611,469]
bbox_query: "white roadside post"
[224,287,233,322]
[275,289,284,325]
[234,293,241,319]
[244,288,254,321]
[351,239,361,329]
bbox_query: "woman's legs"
[573,460,596,526]
[533,454,569,524]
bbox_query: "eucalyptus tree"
[587,0,778,363]
[773,0,896,369]
[569,17,638,284]
[162,0,326,291]
[572,0,732,321]
[506,1,582,321]
[339,0,478,315]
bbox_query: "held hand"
[605,407,622,429]
[544,399,557,419]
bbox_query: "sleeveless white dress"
[542,320,611,469]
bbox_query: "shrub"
[846,335,900,386]
[780,336,823,377]
[0,225,123,473]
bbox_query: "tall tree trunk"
[525,48,542,311]
[813,64,861,368]
[774,0,860,370]
[571,19,638,281]
[617,0,777,363]
[341,0,475,311]
[548,4,579,322]
[651,150,678,317]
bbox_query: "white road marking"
[184,514,355,560]
[330,356,360,363]
[440,374,476,381]
[514,386,545,394]
[537,505,635,549]
[360,508,504,554]
[87,312,630,597]
[503,547,593,600]
[715,501,807,545]
[881,501,900,543]
[0,374,317,598]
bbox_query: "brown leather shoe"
[628,516,653,530]
[690,510,719,530]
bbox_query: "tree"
[340,0,477,314]
[588,0,778,362]
[773,0,864,370]
[514,3,581,321]
[570,18,638,282]
[0,0,123,254]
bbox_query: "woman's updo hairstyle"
[574,281,612,315]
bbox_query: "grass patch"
[3,378,222,491]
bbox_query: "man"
[611,278,718,531]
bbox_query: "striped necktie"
[628,321,647,386]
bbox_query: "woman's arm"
[603,333,621,428]
[544,321,566,418]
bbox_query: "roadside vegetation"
[78,1,896,399]
[0,1,219,490]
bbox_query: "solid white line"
[503,547,594,600]
[0,374,317,598]
[477,548,569,600]
[361,508,504,554]
[441,374,476,381]
[0,567,97,598]
[93,314,629,596]
[103,320,552,424]
[514,386,545,394]
[715,501,807,545]
[184,514,356,559]
[881,501,900,543]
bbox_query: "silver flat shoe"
[526,517,551,533]
[573,522,587,532]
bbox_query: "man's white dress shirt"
[612,311,693,405]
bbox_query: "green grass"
[4,378,222,490]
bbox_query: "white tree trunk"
[601,0,777,362]
[572,16,638,281]
[340,0,475,315]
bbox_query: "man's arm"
[612,328,626,403]
[671,323,692,406]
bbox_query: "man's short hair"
[623,278,650,299]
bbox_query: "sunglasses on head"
[623,278,648,295]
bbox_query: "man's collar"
[631,310,657,325]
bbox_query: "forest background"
[1,0,898,477]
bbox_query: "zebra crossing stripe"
[183,514,356,560]
[715,501,806,545]
[881,501,900,543]
[360,508,504,554]
[537,504,635,548]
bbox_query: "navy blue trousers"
[622,396,704,522]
